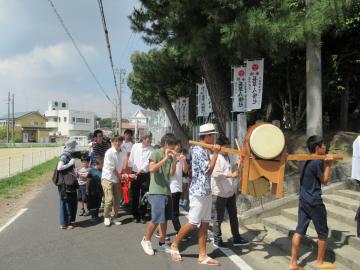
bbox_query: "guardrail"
[0,147,63,179]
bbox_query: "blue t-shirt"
[87,168,103,195]
[300,160,324,205]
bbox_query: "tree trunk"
[200,55,231,135]
[306,0,323,137]
[158,91,189,147]
[339,73,350,130]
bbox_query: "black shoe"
[213,239,227,248]
[141,218,147,224]
[79,208,85,216]
[233,237,250,246]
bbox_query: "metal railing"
[0,147,63,180]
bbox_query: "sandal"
[289,267,303,270]
[317,262,336,269]
[170,249,182,262]
[198,256,220,266]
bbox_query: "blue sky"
[0,0,151,118]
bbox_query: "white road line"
[219,247,254,270]
[0,208,28,233]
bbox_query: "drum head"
[249,124,285,159]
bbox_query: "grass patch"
[0,157,57,198]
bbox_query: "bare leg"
[158,222,167,243]
[316,239,335,268]
[198,222,220,265]
[289,233,302,269]
[171,223,196,249]
[145,222,158,241]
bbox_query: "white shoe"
[141,237,154,255]
[104,218,111,227]
[158,243,171,253]
[112,219,122,225]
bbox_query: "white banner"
[178,97,189,125]
[196,82,212,117]
[232,66,247,112]
[237,113,247,148]
[245,59,264,110]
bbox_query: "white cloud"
[0,43,97,80]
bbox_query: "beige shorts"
[187,194,212,226]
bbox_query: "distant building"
[130,109,172,144]
[0,111,51,142]
[45,100,95,137]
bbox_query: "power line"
[46,0,114,105]
[97,0,118,91]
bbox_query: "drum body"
[246,123,285,160]
[241,122,287,198]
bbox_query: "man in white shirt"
[352,136,360,237]
[129,132,153,223]
[211,136,249,247]
[101,136,125,226]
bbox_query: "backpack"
[52,154,79,200]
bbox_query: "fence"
[0,147,62,179]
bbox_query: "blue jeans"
[59,189,78,226]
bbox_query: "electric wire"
[46,0,114,105]
[97,0,118,91]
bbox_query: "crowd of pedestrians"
[54,125,249,266]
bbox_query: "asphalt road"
[0,183,244,270]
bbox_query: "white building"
[130,109,172,144]
[45,100,95,137]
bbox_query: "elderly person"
[56,139,80,230]
[129,132,154,223]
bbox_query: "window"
[76,118,86,123]
[63,117,67,122]
[54,102,58,106]
[62,102,66,108]
[58,117,61,122]
[72,117,75,123]
[86,119,90,123]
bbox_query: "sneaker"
[112,219,122,225]
[233,237,250,246]
[104,217,111,227]
[79,208,85,216]
[213,239,227,248]
[158,243,171,253]
[141,237,155,255]
[83,210,90,216]
[155,232,170,241]
[59,225,67,229]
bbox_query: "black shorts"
[77,185,87,203]
[295,201,328,240]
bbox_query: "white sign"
[232,66,247,112]
[196,82,212,117]
[178,97,189,125]
[245,59,264,110]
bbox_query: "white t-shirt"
[102,146,126,183]
[352,136,360,181]
[121,141,134,154]
[77,167,90,186]
[211,154,235,198]
[170,160,185,193]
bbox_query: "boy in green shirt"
[141,133,178,256]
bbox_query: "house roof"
[0,111,46,121]
[132,109,157,119]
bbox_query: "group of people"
[54,123,341,268]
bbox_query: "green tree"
[129,1,240,134]
[127,47,197,146]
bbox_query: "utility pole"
[7,92,10,143]
[12,93,15,143]
[116,68,126,136]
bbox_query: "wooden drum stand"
[189,123,343,198]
